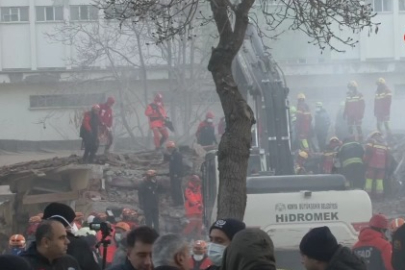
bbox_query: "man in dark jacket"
[43,202,101,270]
[107,226,159,270]
[391,223,405,270]
[152,234,190,270]
[336,137,365,188]
[0,255,32,270]
[196,112,217,147]
[314,102,330,151]
[138,170,160,232]
[20,220,81,270]
[300,226,366,270]
[80,104,100,163]
[165,140,184,206]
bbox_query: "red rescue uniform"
[96,226,117,267]
[353,228,393,270]
[99,103,113,128]
[183,181,203,238]
[189,255,212,270]
[344,93,365,123]
[374,88,392,121]
[145,102,169,148]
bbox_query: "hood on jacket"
[220,228,276,270]
[358,228,385,243]
[326,246,366,270]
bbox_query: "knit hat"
[209,218,246,241]
[0,255,32,270]
[299,226,339,262]
[43,202,76,227]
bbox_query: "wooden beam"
[22,191,78,205]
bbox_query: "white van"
[201,151,372,269]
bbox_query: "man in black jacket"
[392,223,405,270]
[43,202,101,270]
[165,141,184,206]
[21,220,81,270]
[138,170,160,232]
[107,226,159,270]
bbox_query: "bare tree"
[102,0,378,219]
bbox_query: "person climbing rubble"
[353,213,393,270]
[81,104,101,164]
[196,112,217,147]
[190,240,211,270]
[321,137,342,174]
[296,93,312,151]
[363,131,390,200]
[166,140,184,206]
[99,96,115,153]
[5,234,26,255]
[138,169,160,232]
[344,81,365,141]
[375,78,392,136]
[145,93,171,150]
[183,175,203,240]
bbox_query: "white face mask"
[114,233,123,243]
[70,223,79,234]
[206,119,213,123]
[193,254,204,261]
[207,243,226,266]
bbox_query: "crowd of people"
[4,202,405,270]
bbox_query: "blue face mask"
[207,243,226,266]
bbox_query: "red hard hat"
[369,213,389,229]
[154,93,163,102]
[107,97,115,105]
[206,112,214,119]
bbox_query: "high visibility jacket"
[364,140,389,169]
[344,93,365,121]
[96,226,117,265]
[353,228,393,270]
[337,141,364,168]
[99,103,113,128]
[184,182,202,216]
[189,255,212,270]
[374,89,392,119]
[145,102,167,128]
[296,102,312,136]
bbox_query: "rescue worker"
[190,240,211,270]
[322,137,342,174]
[336,136,365,189]
[363,131,390,200]
[81,104,100,164]
[145,93,169,149]
[6,234,26,255]
[290,105,298,151]
[183,175,203,240]
[392,218,405,270]
[196,112,217,147]
[390,218,405,237]
[138,169,160,232]
[99,96,115,153]
[314,102,330,151]
[121,208,139,229]
[375,78,392,135]
[296,93,312,151]
[295,150,308,175]
[111,221,131,266]
[344,81,365,141]
[218,116,225,137]
[353,213,393,270]
[166,140,184,206]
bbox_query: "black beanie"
[43,202,76,227]
[209,218,246,241]
[300,226,339,262]
[0,255,32,270]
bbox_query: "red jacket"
[99,103,113,128]
[374,89,392,119]
[189,255,212,270]
[353,228,393,270]
[184,182,202,216]
[364,140,389,169]
[145,102,167,128]
[296,102,312,136]
[344,93,365,121]
[96,226,117,265]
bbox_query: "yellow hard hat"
[297,93,306,100]
[298,150,308,159]
[348,80,358,89]
[377,77,386,85]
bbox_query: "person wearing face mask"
[111,222,131,266]
[190,240,211,270]
[196,112,217,147]
[145,93,170,150]
[206,218,246,270]
[43,202,101,270]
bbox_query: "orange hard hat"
[9,234,26,247]
[146,169,157,176]
[154,93,163,102]
[390,218,405,232]
[193,240,207,251]
[107,96,115,105]
[369,213,389,229]
[206,112,214,119]
[29,216,41,223]
[166,141,176,149]
[115,222,131,232]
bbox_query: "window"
[1,7,29,22]
[399,0,405,10]
[373,0,392,12]
[36,6,64,21]
[70,5,98,21]
[30,93,105,108]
